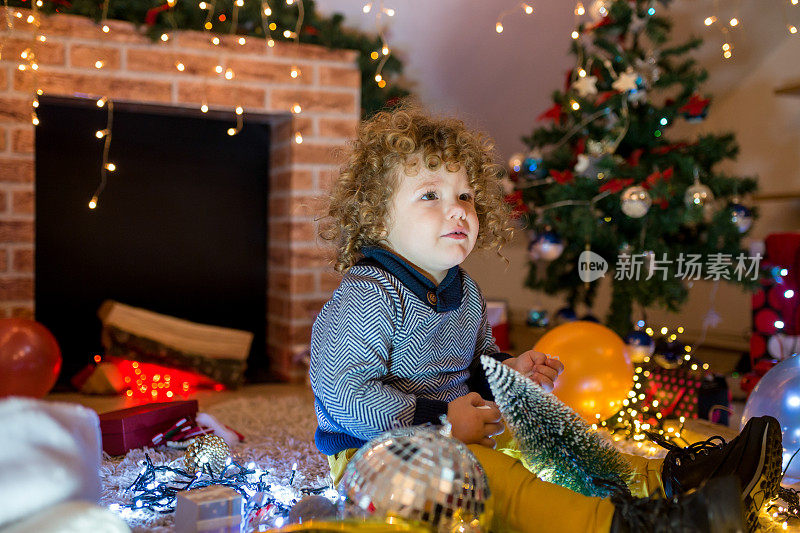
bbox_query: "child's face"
[384,161,478,284]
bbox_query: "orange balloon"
[534,321,633,421]
[0,319,62,398]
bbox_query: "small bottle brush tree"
[509,0,757,335]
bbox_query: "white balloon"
[741,356,800,480]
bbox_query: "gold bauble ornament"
[184,434,230,476]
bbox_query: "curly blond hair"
[319,101,514,273]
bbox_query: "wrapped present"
[486,300,511,352]
[638,360,730,425]
[175,485,242,533]
[99,400,198,455]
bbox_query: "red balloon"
[0,319,62,398]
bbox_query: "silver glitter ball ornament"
[340,426,491,532]
[620,186,652,218]
[684,181,714,208]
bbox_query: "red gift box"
[99,400,198,455]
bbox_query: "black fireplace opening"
[35,96,272,387]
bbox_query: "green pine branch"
[481,356,633,498]
[10,0,410,117]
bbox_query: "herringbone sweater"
[311,246,509,455]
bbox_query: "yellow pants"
[327,429,665,533]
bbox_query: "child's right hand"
[447,392,503,448]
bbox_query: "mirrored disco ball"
[340,426,490,532]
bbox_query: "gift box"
[175,485,242,533]
[486,300,511,352]
[99,400,198,455]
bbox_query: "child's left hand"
[503,350,564,392]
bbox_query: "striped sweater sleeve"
[310,275,422,441]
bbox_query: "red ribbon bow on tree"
[599,178,633,193]
[550,169,575,184]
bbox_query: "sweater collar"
[360,246,462,312]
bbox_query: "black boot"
[655,415,782,530]
[609,476,744,533]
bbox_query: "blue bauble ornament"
[730,203,753,233]
[624,330,655,363]
[741,356,800,480]
[654,337,685,365]
[554,307,577,325]
[532,231,564,261]
[526,308,550,328]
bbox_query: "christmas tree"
[481,356,632,497]
[508,0,758,335]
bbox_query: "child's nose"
[447,202,467,220]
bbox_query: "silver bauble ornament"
[340,426,491,532]
[684,181,714,208]
[620,186,652,218]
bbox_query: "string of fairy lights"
[362,1,394,89]
[3,0,310,210]
[497,0,800,60]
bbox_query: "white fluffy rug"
[99,396,328,532]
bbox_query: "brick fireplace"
[0,10,358,380]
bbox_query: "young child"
[310,102,782,532]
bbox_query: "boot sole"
[742,417,782,532]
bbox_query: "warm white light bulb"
[215,65,223,73]
[32,100,39,108]
[95,60,104,69]
[704,16,716,26]
[97,97,107,107]
[227,127,237,136]
[382,45,389,55]
[32,115,39,125]
[294,132,303,143]
[384,8,395,16]
[291,103,302,113]
[571,101,580,110]
[238,37,246,45]
[212,36,220,45]
[106,163,116,171]
[201,104,209,113]
[199,1,207,8]
[95,130,106,138]
[495,22,504,33]
[26,14,35,23]
[789,25,799,34]
[290,66,300,78]
[575,2,585,15]
[571,30,580,39]
[374,74,382,82]
[264,7,272,15]
[729,17,739,27]
[235,0,244,5]
[235,106,243,115]
[38,35,46,42]
[283,30,292,38]
[225,68,234,79]
[89,197,98,209]
[176,62,185,71]
[31,63,39,71]
[363,3,372,14]
[522,3,533,14]
[578,68,586,77]
[102,24,110,33]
